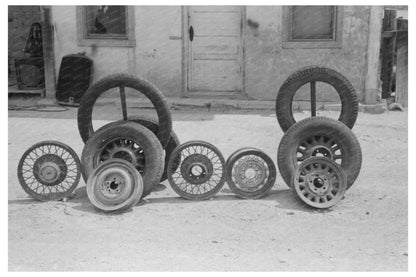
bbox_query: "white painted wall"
[51,6,182,96]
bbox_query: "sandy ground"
[8,106,408,271]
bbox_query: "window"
[77,6,135,47]
[282,6,343,48]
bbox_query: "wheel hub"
[33,154,67,186]
[305,173,329,196]
[233,157,268,189]
[181,154,213,185]
[311,146,333,159]
[101,174,126,195]
[93,167,134,206]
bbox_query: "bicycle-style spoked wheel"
[167,141,226,200]
[291,157,347,209]
[17,141,81,201]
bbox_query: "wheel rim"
[87,159,143,211]
[17,141,81,201]
[232,155,269,191]
[96,138,146,174]
[296,134,344,165]
[168,141,225,200]
[292,157,347,209]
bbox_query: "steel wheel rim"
[168,141,226,200]
[17,141,81,201]
[296,134,344,165]
[87,159,143,211]
[293,157,347,209]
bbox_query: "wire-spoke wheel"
[87,159,143,212]
[226,147,276,199]
[291,157,347,209]
[17,141,81,201]
[167,141,226,200]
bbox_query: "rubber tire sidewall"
[81,121,164,196]
[77,74,172,148]
[115,115,180,183]
[277,116,362,190]
[276,66,358,132]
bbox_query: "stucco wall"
[51,6,371,101]
[244,6,371,101]
[51,6,182,97]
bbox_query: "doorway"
[183,6,245,96]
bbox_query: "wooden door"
[185,6,244,95]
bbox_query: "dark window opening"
[290,6,336,40]
[85,6,127,38]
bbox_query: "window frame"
[76,6,136,47]
[282,6,343,49]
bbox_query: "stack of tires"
[275,66,362,209]
[77,74,178,212]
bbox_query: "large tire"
[81,121,164,196]
[121,115,180,182]
[277,116,362,190]
[276,66,358,132]
[77,74,172,148]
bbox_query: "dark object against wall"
[56,54,93,106]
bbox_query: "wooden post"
[364,6,383,105]
[40,6,56,99]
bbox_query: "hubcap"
[33,154,67,186]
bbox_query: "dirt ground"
[8,103,408,271]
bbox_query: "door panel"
[187,6,243,93]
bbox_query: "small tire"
[276,66,358,132]
[226,147,276,199]
[117,116,180,183]
[77,74,172,148]
[81,121,164,196]
[277,116,362,190]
